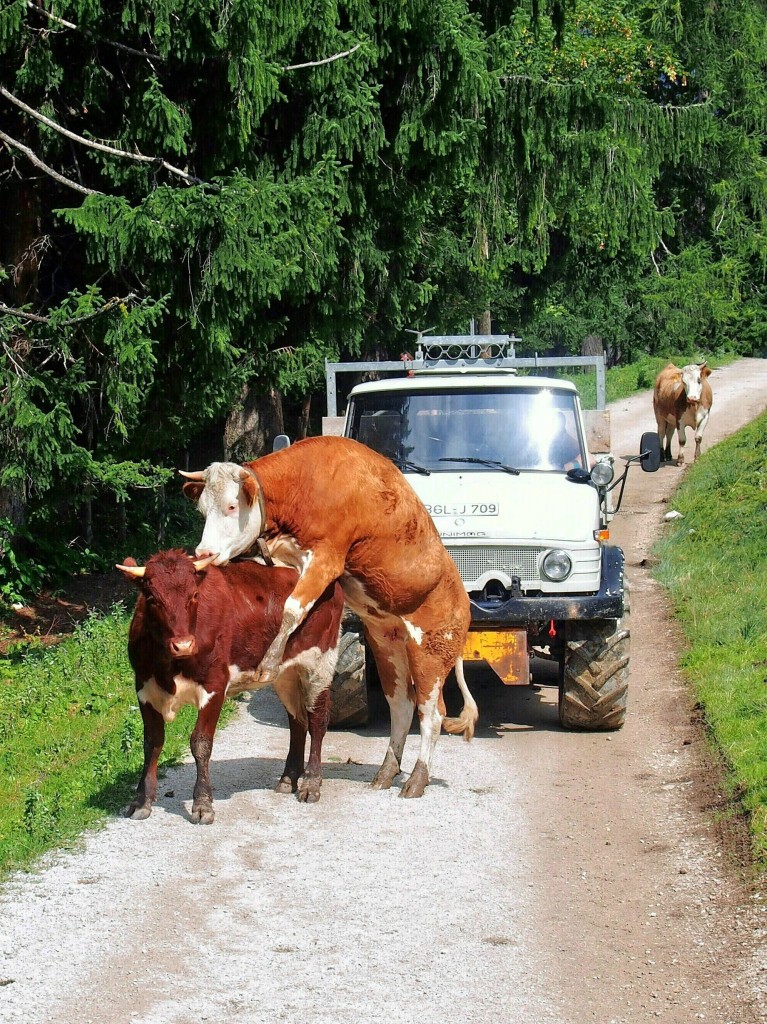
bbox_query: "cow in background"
[181,435,478,799]
[653,362,713,465]
[117,549,344,823]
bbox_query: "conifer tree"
[1,1,765,569]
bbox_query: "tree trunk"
[297,395,312,440]
[0,486,25,529]
[224,384,285,461]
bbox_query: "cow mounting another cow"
[180,434,478,799]
[117,549,344,823]
[653,362,713,465]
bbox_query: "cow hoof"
[274,777,296,794]
[400,763,429,798]
[125,804,152,820]
[370,774,395,790]
[190,805,215,824]
[371,751,401,790]
[254,661,277,685]
[297,781,321,803]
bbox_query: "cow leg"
[298,687,330,803]
[659,423,671,464]
[254,554,343,685]
[365,631,414,789]
[657,420,673,462]
[694,408,710,460]
[399,588,471,798]
[125,699,165,820]
[275,711,308,795]
[401,652,446,799]
[655,415,668,462]
[189,689,226,824]
[676,421,688,465]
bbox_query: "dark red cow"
[117,549,344,823]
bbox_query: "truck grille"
[445,546,544,586]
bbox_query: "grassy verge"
[0,608,234,878]
[653,412,767,865]
[558,352,736,409]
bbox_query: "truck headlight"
[590,460,614,488]
[542,549,572,581]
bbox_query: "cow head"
[116,550,216,658]
[180,461,265,565]
[680,362,711,406]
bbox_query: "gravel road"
[2,359,767,1024]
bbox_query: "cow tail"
[442,658,479,741]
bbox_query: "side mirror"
[639,432,661,473]
[272,434,291,452]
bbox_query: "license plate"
[424,502,499,517]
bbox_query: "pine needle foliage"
[1,2,767,588]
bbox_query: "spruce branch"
[0,86,204,186]
[0,294,138,327]
[283,43,361,71]
[0,127,99,195]
[26,2,163,61]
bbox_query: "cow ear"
[701,364,712,377]
[182,481,204,503]
[241,474,259,508]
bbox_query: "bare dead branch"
[0,127,99,195]
[27,2,163,61]
[0,86,204,186]
[1,342,31,379]
[0,294,138,327]
[283,43,361,71]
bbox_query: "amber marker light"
[594,529,610,542]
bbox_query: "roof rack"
[411,333,519,369]
[324,329,606,415]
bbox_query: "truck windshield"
[346,386,587,473]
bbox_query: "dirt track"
[2,359,767,1024]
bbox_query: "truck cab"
[327,336,658,729]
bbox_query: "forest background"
[1,0,766,601]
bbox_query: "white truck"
[323,335,660,730]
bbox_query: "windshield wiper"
[388,456,431,476]
[439,456,520,476]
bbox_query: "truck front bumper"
[467,545,625,628]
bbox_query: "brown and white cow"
[653,361,713,465]
[181,435,477,799]
[117,549,344,822]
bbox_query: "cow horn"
[179,469,206,481]
[116,562,145,578]
[192,553,218,571]
[238,467,255,482]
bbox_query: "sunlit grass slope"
[653,411,767,864]
[0,609,231,877]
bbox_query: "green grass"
[653,412,767,865]
[557,352,736,409]
[0,608,234,877]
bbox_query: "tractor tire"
[329,629,369,728]
[559,587,630,730]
